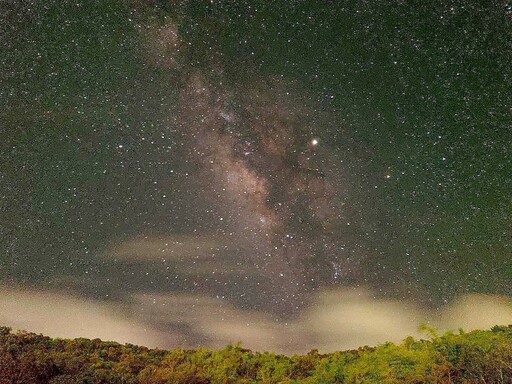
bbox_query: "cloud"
[0,285,173,347]
[132,293,307,352]
[304,289,427,351]
[104,234,224,263]
[2,285,511,355]
[436,294,512,331]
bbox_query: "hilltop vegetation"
[1,325,512,383]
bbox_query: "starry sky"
[1,0,511,351]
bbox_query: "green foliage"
[1,326,512,383]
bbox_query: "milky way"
[172,69,360,314]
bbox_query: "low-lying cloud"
[1,285,511,354]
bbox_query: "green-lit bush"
[1,325,512,383]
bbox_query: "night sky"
[1,0,511,352]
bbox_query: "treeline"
[1,325,512,383]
